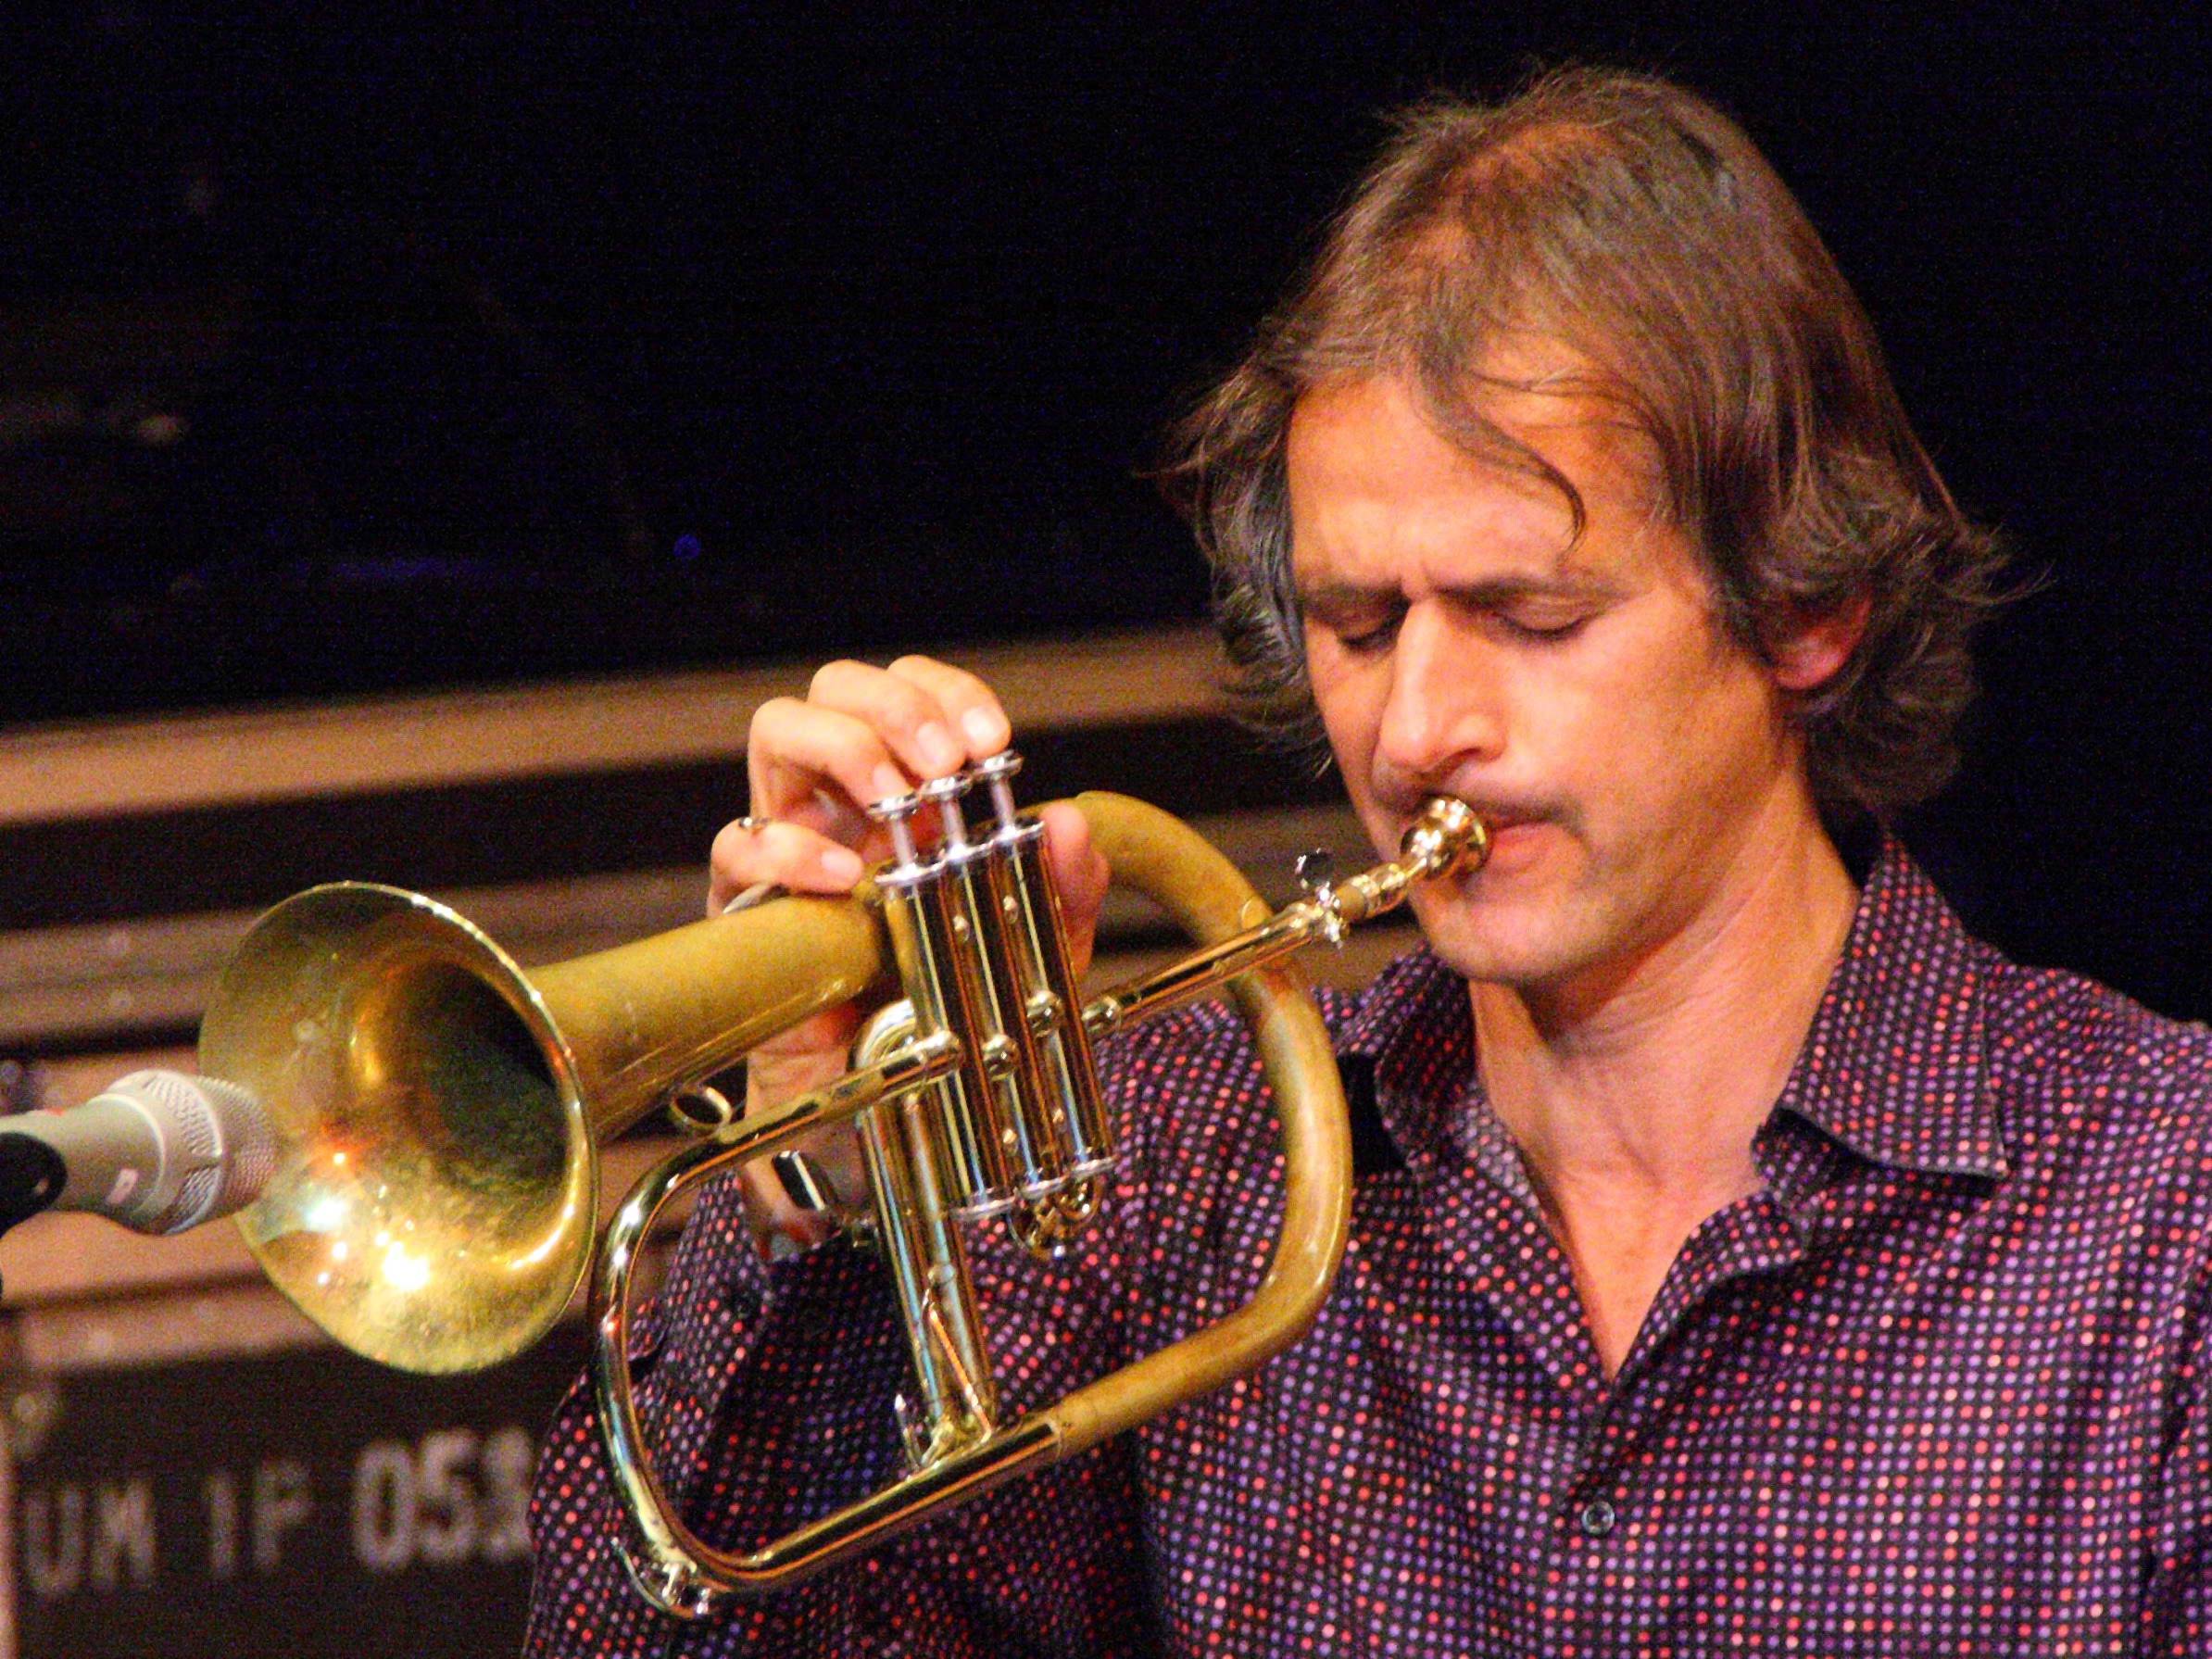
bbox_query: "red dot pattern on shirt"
[525,840,2212,1655]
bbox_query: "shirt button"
[1578,1499,1617,1540]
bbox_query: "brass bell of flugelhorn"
[198,764,1485,1618]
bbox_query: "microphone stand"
[0,1133,69,1295]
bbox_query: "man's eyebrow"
[1294,579,1399,615]
[1296,572,1619,613]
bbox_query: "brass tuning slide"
[192,760,1487,1619]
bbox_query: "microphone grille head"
[107,1070,277,1235]
[166,1166,221,1237]
[198,1074,277,1219]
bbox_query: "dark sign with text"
[12,1328,590,1657]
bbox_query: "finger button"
[917,772,974,850]
[867,789,924,868]
[971,749,1024,833]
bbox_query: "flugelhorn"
[198,763,1485,1618]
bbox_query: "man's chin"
[1408,886,1582,989]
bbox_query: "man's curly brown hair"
[1163,68,2005,823]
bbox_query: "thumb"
[1037,801,1109,982]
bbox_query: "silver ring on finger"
[719,816,783,914]
[721,879,786,915]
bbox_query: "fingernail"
[962,707,1009,750]
[871,763,910,802]
[917,723,961,773]
[821,845,865,883]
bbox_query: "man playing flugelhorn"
[529,69,2210,1654]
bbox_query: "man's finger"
[806,660,972,784]
[1037,801,1109,982]
[748,696,915,823]
[708,815,866,914]
[886,656,1013,762]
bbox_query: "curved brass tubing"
[590,793,1481,1615]
[198,784,1485,1620]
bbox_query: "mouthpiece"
[1399,798,1488,880]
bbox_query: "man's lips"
[1470,817,1545,868]
[1377,797,1558,874]
[1398,808,1551,876]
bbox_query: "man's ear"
[1770,590,1872,693]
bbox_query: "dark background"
[1,4,2206,1017]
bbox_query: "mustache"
[1373,783,1566,833]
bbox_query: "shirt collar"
[1334,944,1478,1174]
[1336,836,2009,1185]
[1768,834,2007,1180]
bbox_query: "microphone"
[0,1070,277,1238]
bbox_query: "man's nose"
[1374,604,1504,783]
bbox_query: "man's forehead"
[1288,361,1665,499]
[1286,369,1670,576]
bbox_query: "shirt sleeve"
[2142,1261,2212,1655]
[523,1018,1197,1657]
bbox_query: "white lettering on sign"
[205,1469,240,1579]
[480,1425,534,1563]
[19,1479,158,1599]
[415,1427,478,1565]
[350,1425,537,1574]
[252,1458,314,1572]
[93,1480,157,1590]
[351,1440,413,1573]
[19,1423,542,1599]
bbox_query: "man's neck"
[1467,792,1860,1375]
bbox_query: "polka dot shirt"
[526,842,2212,1655]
